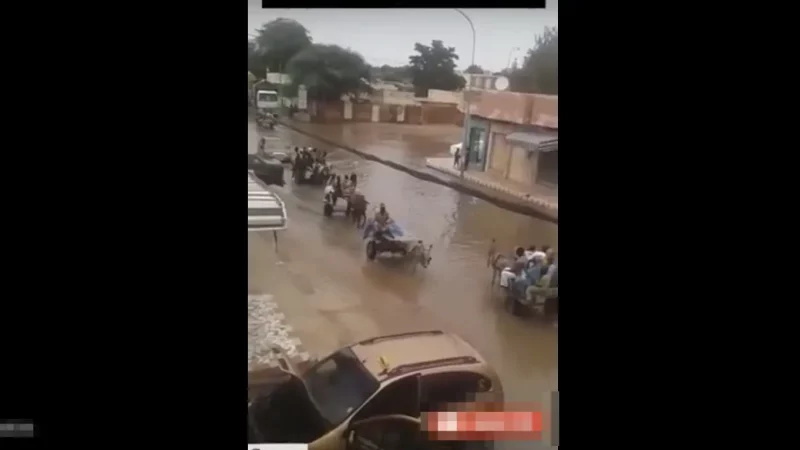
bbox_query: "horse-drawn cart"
[323,191,368,227]
[487,241,558,318]
[363,220,432,272]
[293,161,331,185]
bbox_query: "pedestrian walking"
[453,145,461,168]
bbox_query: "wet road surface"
[282,119,558,222]
[249,121,558,448]
[285,121,462,171]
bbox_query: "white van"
[256,90,280,111]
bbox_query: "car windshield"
[258,93,278,102]
[302,348,379,426]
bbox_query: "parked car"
[247,330,502,450]
[248,153,285,186]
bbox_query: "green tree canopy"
[253,18,312,72]
[510,26,558,95]
[286,44,372,102]
[408,40,465,97]
[248,40,267,80]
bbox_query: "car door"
[352,374,421,421]
[346,415,422,450]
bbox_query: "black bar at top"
[262,2,548,8]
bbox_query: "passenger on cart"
[373,203,394,240]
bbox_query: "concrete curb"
[277,119,558,223]
[425,159,558,212]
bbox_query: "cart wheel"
[366,241,377,261]
[323,203,333,217]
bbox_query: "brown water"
[249,120,558,449]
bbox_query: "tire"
[366,241,377,261]
[323,203,333,217]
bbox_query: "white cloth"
[324,185,334,196]
[499,269,517,288]
[525,250,546,261]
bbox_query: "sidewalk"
[426,157,558,216]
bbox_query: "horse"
[347,193,369,228]
[487,239,517,285]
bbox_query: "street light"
[507,47,520,69]
[454,8,476,177]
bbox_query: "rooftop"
[350,330,483,379]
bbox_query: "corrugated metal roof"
[506,131,558,153]
[248,171,287,231]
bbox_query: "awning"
[248,171,287,231]
[506,131,558,153]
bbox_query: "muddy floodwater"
[249,120,558,449]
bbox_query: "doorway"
[468,127,487,170]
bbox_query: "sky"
[247,5,558,73]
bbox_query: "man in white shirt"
[525,245,547,262]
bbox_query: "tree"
[408,40,465,97]
[370,64,410,83]
[510,27,558,94]
[464,64,485,74]
[253,18,312,72]
[248,40,267,80]
[286,44,372,102]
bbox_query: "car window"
[349,417,421,450]
[302,348,380,426]
[421,372,486,411]
[354,374,420,421]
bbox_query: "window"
[355,374,420,421]
[302,348,380,426]
[421,372,487,411]
[258,92,278,102]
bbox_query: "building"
[463,91,558,188]
[461,71,504,91]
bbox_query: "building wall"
[470,91,558,130]
[529,94,558,128]
[306,100,460,125]
[508,146,536,185]
[427,89,463,105]
[421,103,463,125]
[463,74,499,91]
[488,132,510,176]
[484,120,542,186]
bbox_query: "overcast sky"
[247,5,558,73]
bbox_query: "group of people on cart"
[499,245,559,305]
[293,146,327,167]
[324,173,358,204]
[292,146,330,183]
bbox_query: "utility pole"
[507,47,520,70]
[455,8,476,178]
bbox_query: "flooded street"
[249,120,558,448]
